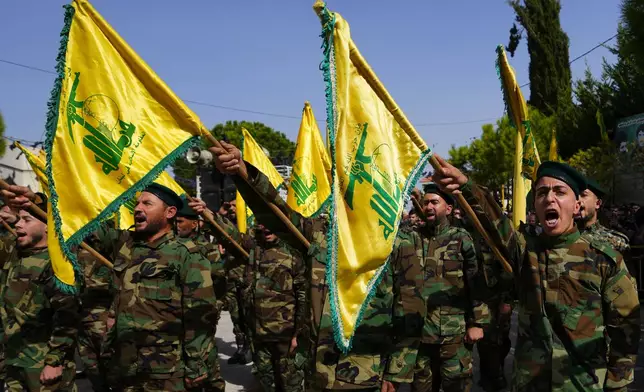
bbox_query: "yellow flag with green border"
[15,141,92,290]
[14,142,49,194]
[44,0,206,291]
[496,45,540,227]
[317,3,431,352]
[236,128,285,233]
[287,102,331,217]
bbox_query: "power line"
[0,32,618,137]
[2,135,42,147]
[0,58,516,130]
[519,33,617,88]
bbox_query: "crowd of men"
[0,140,640,392]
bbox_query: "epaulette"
[448,225,471,239]
[588,238,620,266]
[605,227,630,244]
[178,238,201,254]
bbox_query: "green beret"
[585,177,606,199]
[422,183,454,205]
[143,183,183,208]
[177,203,199,219]
[535,161,586,197]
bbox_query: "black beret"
[177,203,199,219]
[143,183,183,208]
[535,161,587,198]
[585,177,606,199]
[422,183,454,205]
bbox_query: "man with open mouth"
[395,183,488,392]
[4,183,219,392]
[0,191,79,391]
[576,177,630,255]
[431,157,640,392]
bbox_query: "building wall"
[0,146,41,192]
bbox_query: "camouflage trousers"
[203,325,226,392]
[226,283,248,345]
[78,311,109,392]
[114,372,184,392]
[5,362,77,392]
[254,341,305,392]
[411,342,473,392]
[477,302,512,390]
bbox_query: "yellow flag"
[317,3,431,351]
[15,142,89,290]
[496,45,540,227]
[43,0,206,290]
[549,128,559,161]
[14,142,49,194]
[236,128,285,233]
[287,102,332,217]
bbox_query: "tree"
[507,0,572,117]
[448,107,555,191]
[560,0,644,159]
[171,120,296,194]
[0,111,6,158]
[567,140,618,192]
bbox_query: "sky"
[0,1,620,157]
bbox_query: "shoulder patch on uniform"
[607,228,630,243]
[178,238,201,254]
[589,239,620,265]
[449,225,472,239]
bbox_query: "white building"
[0,144,41,192]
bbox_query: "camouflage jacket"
[581,221,630,255]
[95,228,217,379]
[183,232,227,312]
[415,222,489,344]
[248,237,308,342]
[76,238,113,328]
[462,181,640,392]
[0,245,80,368]
[233,163,422,389]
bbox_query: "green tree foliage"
[507,0,572,117]
[172,120,295,193]
[567,141,618,191]
[0,112,5,158]
[561,0,644,159]
[448,107,554,190]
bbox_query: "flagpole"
[313,2,512,273]
[185,194,249,259]
[201,132,311,249]
[0,178,114,269]
[1,219,16,237]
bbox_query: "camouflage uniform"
[401,221,489,392]
[232,163,422,391]
[76,238,113,392]
[461,180,641,391]
[246,236,308,392]
[581,221,630,255]
[182,230,227,392]
[0,244,79,392]
[472,237,514,392]
[460,199,515,392]
[94,228,218,391]
[0,229,17,385]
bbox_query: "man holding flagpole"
[1,190,80,392]
[4,183,219,391]
[209,141,424,391]
[432,156,640,391]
